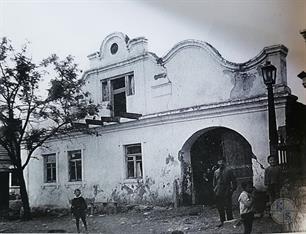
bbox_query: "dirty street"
[0,205,282,233]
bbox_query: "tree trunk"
[16,167,31,220]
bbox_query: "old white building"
[27,32,303,208]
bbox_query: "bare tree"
[0,38,97,220]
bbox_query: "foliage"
[0,37,97,170]
[0,37,97,219]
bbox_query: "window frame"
[68,149,83,182]
[126,74,135,96]
[101,80,110,101]
[125,143,143,179]
[43,153,57,184]
[100,72,135,116]
[9,170,19,187]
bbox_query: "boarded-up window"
[68,150,82,182]
[126,144,142,179]
[44,154,56,183]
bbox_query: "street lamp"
[261,61,278,160]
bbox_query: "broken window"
[43,153,56,183]
[126,144,142,179]
[68,150,82,182]
[112,77,126,117]
[112,77,125,90]
[101,73,135,117]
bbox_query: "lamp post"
[261,61,278,160]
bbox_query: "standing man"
[213,157,237,227]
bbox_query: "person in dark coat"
[213,157,237,227]
[203,167,214,206]
[71,189,88,233]
[264,155,282,205]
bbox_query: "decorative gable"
[88,32,148,68]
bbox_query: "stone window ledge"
[64,182,86,188]
[123,178,143,184]
[41,183,60,189]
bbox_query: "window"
[127,74,135,96]
[10,170,19,187]
[110,43,118,54]
[126,144,142,179]
[102,81,109,101]
[43,153,56,183]
[101,73,135,117]
[68,150,82,182]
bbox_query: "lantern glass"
[262,61,276,85]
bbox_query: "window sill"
[64,182,86,188]
[123,178,143,184]
[41,183,60,189]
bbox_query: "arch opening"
[180,127,253,206]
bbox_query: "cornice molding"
[82,53,150,79]
[84,33,288,79]
[162,40,288,71]
[44,93,290,143]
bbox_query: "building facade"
[27,32,294,208]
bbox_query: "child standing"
[71,189,88,233]
[238,181,255,234]
[264,155,282,205]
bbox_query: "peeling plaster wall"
[27,101,286,208]
[27,33,290,208]
[27,124,183,207]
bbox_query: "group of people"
[211,155,282,234]
[69,155,282,234]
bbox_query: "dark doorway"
[190,127,253,205]
[111,77,127,117]
[0,172,9,212]
[113,92,126,116]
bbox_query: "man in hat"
[213,157,237,227]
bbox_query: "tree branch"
[22,122,68,169]
[18,88,35,145]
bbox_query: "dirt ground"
[0,205,283,233]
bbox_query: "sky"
[0,0,306,103]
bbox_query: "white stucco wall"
[27,99,287,208]
[27,33,290,208]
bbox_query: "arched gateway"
[180,127,253,206]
